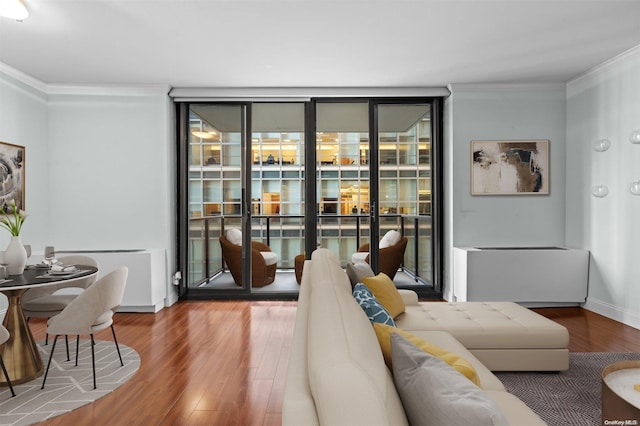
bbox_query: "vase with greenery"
[1,199,28,275]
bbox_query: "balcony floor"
[199,268,427,293]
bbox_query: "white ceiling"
[1,0,639,88]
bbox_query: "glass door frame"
[177,97,444,300]
[370,97,444,289]
[177,101,255,298]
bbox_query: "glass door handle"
[370,202,376,223]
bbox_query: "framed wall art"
[0,141,25,210]
[471,140,549,195]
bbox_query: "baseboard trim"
[582,297,640,331]
[118,304,164,313]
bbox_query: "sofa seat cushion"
[396,302,569,350]
[408,330,507,391]
[391,333,509,426]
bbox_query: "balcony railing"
[188,214,432,290]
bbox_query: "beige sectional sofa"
[283,248,570,425]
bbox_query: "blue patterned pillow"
[353,283,397,326]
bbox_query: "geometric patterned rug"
[496,352,640,426]
[0,340,140,426]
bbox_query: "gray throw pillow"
[346,261,374,288]
[390,333,509,426]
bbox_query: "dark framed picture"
[471,140,549,195]
[0,141,25,210]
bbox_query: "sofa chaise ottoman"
[396,294,569,371]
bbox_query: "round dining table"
[0,265,98,386]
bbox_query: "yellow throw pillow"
[362,273,405,318]
[373,323,481,387]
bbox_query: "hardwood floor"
[25,302,640,425]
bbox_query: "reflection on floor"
[200,268,427,294]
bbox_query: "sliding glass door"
[177,97,442,299]
[376,102,434,283]
[184,103,251,295]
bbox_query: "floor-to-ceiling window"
[176,97,442,300]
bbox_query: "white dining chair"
[23,255,98,358]
[41,267,128,390]
[0,324,16,397]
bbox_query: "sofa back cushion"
[306,249,407,425]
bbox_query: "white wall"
[566,46,640,328]
[46,93,172,250]
[0,72,50,312]
[444,84,567,300]
[0,73,50,248]
[0,68,178,314]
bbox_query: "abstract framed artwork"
[471,140,549,195]
[0,141,25,210]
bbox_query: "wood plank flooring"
[24,302,640,425]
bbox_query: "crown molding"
[447,82,566,93]
[46,84,171,97]
[0,61,48,93]
[169,86,451,100]
[568,43,640,86]
[0,61,171,96]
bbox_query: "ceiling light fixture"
[192,131,215,139]
[0,0,28,20]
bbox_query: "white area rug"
[0,339,140,426]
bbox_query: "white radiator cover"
[453,246,589,307]
[53,249,167,313]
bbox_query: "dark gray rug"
[496,352,640,426]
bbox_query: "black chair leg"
[0,355,16,397]
[75,335,80,366]
[41,335,60,389]
[111,325,124,367]
[65,335,70,361]
[90,334,96,389]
